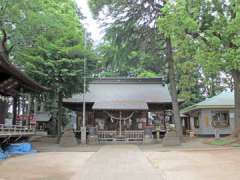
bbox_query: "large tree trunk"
[57,92,63,143]
[232,70,240,137]
[166,37,183,139]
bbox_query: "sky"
[75,0,104,44]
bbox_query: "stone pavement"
[71,145,165,180]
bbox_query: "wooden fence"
[97,130,144,143]
[0,124,35,137]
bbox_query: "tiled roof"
[63,78,172,110]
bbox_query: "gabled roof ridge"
[91,77,165,84]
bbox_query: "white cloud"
[75,0,104,45]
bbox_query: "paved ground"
[0,144,240,180]
[71,145,164,180]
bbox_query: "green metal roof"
[181,91,234,114]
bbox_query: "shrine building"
[63,77,179,143]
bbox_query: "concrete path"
[71,145,165,180]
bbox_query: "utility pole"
[81,30,87,144]
[119,111,122,137]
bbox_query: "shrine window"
[212,111,230,127]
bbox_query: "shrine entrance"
[95,111,146,143]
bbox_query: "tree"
[96,42,164,77]
[90,0,167,77]
[0,0,97,142]
[192,0,240,137]
[158,0,240,137]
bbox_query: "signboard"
[16,114,36,124]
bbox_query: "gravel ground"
[0,152,93,180]
[0,138,240,180]
[145,149,240,180]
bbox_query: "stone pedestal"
[60,127,78,147]
[88,127,98,144]
[81,127,87,144]
[162,131,181,146]
[143,127,153,144]
[88,136,98,144]
[214,129,220,139]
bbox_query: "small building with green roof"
[182,91,235,136]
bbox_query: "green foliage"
[1,0,97,95]
[88,0,113,16]
[90,0,166,78]
[137,71,159,78]
[190,0,240,73]
[190,1,240,97]
[156,1,203,106]
[0,0,98,125]
[97,42,164,77]
[156,0,233,105]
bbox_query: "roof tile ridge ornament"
[91,76,166,85]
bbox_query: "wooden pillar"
[22,95,27,126]
[77,112,82,130]
[146,111,149,126]
[34,97,38,114]
[22,96,25,116]
[163,111,167,129]
[0,100,8,124]
[0,101,5,124]
[17,96,20,115]
[26,94,31,127]
[57,92,63,143]
[92,111,95,127]
[40,101,44,112]
[12,96,17,125]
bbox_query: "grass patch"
[209,139,235,146]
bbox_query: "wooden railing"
[0,124,35,137]
[97,130,144,143]
[124,130,144,141]
[97,130,117,141]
